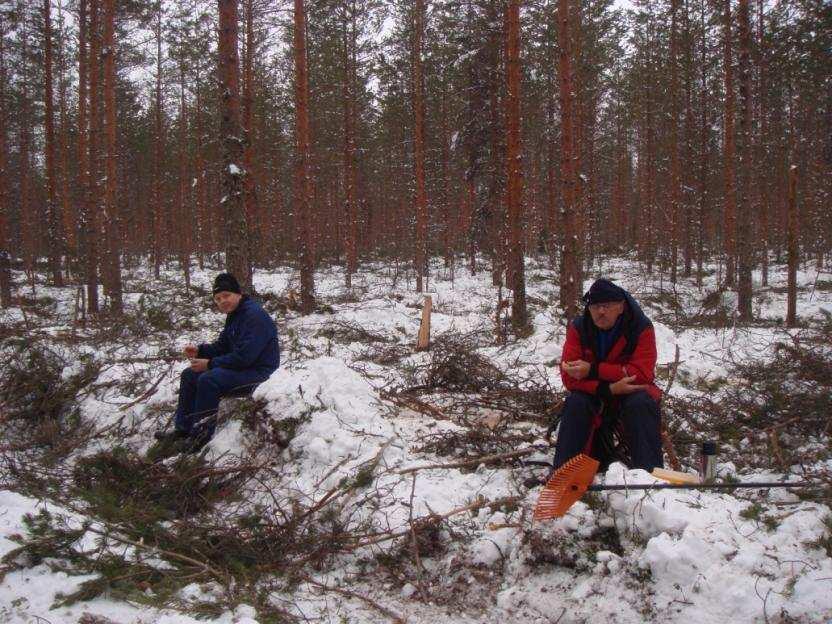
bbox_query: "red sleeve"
[624,326,657,385]
[598,362,626,382]
[560,323,601,394]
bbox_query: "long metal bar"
[588,481,820,492]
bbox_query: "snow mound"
[254,357,399,490]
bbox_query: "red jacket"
[560,291,661,403]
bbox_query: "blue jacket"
[198,296,280,374]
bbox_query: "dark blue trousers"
[552,390,663,472]
[174,367,269,438]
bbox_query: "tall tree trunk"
[0,20,10,307]
[219,0,251,290]
[786,165,798,327]
[56,0,74,268]
[668,0,681,283]
[412,0,428,292]
[43,0,63,286]
[77,0,89,290]
[152,4,163,278]
[736,0,753,319]
[505,0,528,332]
[85,0,101,314]
[102,0,121,312]
[242,0,257,282]
[342,0,358,289]
[756,0,769,286]
[177,65,191,290]
[195,79,206,269]
[293,0,315,312]
[721,0,737,287]
[558,0,579,317]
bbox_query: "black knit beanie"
[212,273,242,295]
[582,278,625,305]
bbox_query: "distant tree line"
[0,0,828,326]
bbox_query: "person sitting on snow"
[553,278,663,473]
[149,272,280,458]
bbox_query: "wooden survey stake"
[416,295,432,351]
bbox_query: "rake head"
[533,453,600,521]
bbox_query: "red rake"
[533,453,600,521]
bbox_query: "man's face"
[588,300,624,330]
[213,291,242,314]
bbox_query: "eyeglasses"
[588,301,622,312]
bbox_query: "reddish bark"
[412,0,428,292]
[668,0,681,283]
[505,0,528,332]
[242,0,258,275]
[43,0,63,286]
[152,5,163,277]
[343,1,358,288]
[219,0,251,290]
[293,0,315,312]
[0,21,10,307]
[736,0,753,319]
[786,165,798,327]
[85,0,101,313]
[558,0,579,317]
[721,0,737,286]
[102,0,121,312]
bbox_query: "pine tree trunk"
[736,0,753,319]
[722,0,737,287]
[77,0,89,267]
[219,0,251,291]
[152,5,163,278]
[0,21,10,307]
[56,2,74,267]
[293,0,315,312]
[242,0,257,283]
[43,0,63,286]
[102,0,121,312]
[668,0,681,284]
[505,0,528,333]
[343,1,358,289]
[558,0,579,318]
[178,66,191,290]
[786,165,798,327]
[756,0,769,286]
[85,0,101,313]
[412,0,428,292]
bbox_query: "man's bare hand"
[189,358,209,372]
[183,344,198,359]
[561,359,591,380]
[610,375,646,395]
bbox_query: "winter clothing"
[554,284,663,472]
[197,296,280,374]
[582,278,626,305]
[171,295,279,444]
[174,366,269,439]
[212,272,242,295]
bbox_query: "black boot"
[147,429,189,462]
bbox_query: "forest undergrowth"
[0,263,831,621]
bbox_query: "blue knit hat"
[582,278,625,305]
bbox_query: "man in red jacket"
[553,278,663,472]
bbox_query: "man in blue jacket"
[150,273,279,457]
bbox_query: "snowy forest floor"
[1,255,831,624]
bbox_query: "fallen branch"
[302,575,406,624]
[397,448,537,475]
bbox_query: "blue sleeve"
[198,328,230,359]
[208,311,275,370]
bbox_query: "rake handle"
[587,481,820,492]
